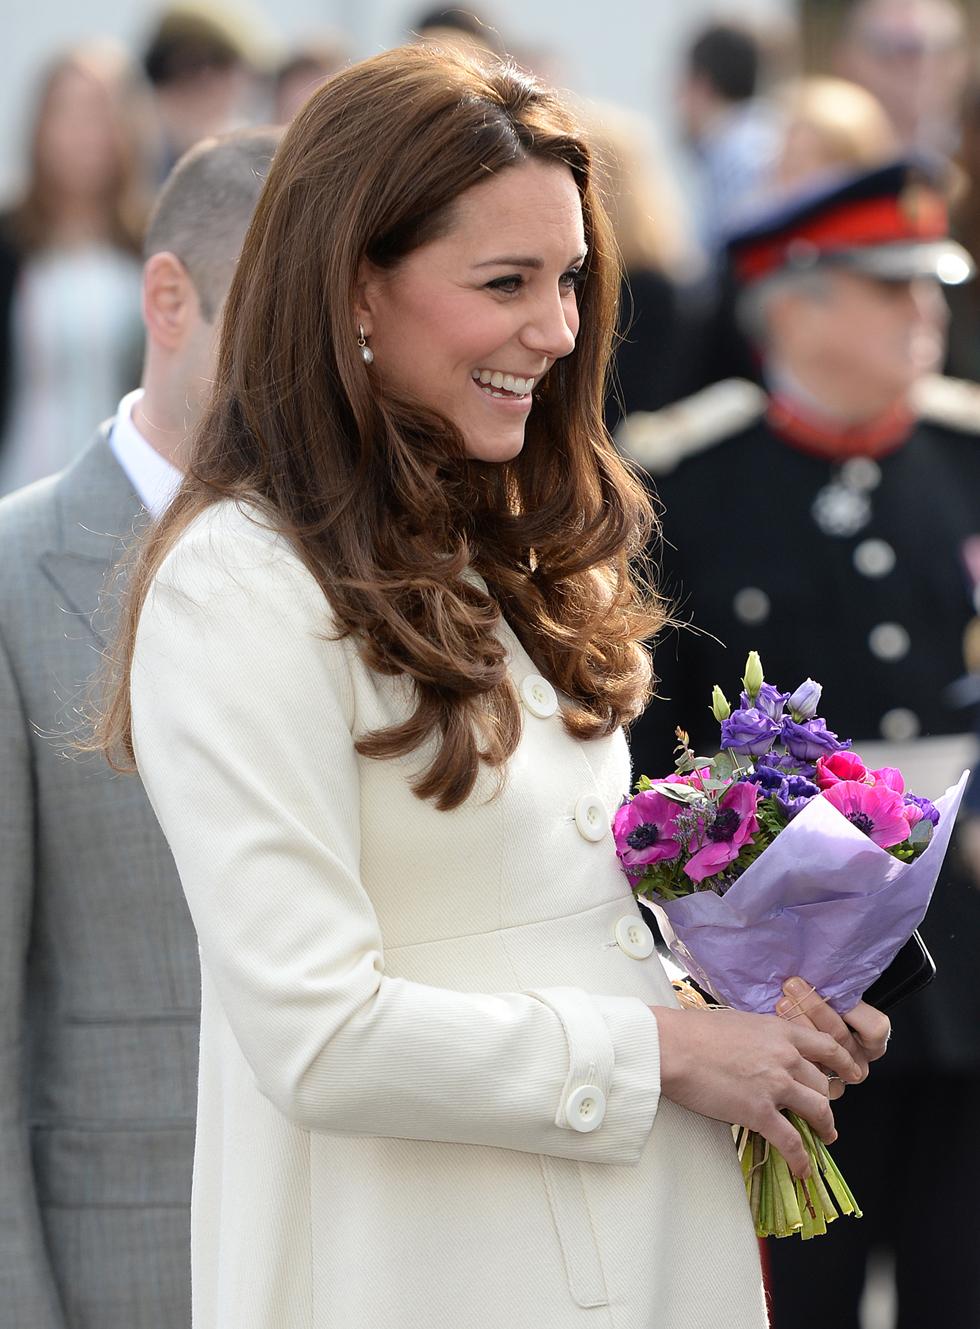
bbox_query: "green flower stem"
[743,1113,862,1239]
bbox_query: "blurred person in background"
[677,20,785,257]
[142,3,259,176]
[588,103,699,424]
[273,39,347,125]
[409,6,507,58]
[773,75,899,194]
[944,77,980,384]
[0,126,277,1329]
[837,0,970,158]
[619,159,980,1329]
[0,43,152,499]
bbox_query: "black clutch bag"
[862,930,936,1013]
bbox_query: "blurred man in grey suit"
[0,127,279,1329]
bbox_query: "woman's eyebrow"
[472,249,588,270]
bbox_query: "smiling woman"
[91,44,783,1329]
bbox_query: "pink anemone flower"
[821,779,910,848]
[613,789,682,869]
[684,781,759,884]
[814,751,871,789]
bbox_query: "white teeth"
[473,369,536,396]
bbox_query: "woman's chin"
[462,429,527,464]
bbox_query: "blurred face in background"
[841,0,968,149]
[357,158,584,465]
[35,63,124,202]
[772,268,948,407]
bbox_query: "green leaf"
[648,781,704,805]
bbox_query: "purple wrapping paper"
[647,772,970,1015]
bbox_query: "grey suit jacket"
[0,429,197,1328]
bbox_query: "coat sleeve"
[130,513,662,1167]
[0,625,68,1329]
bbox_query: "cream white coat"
[130,500,768,1329]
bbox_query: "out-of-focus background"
[1,0,791,196]
[7,0,980,496]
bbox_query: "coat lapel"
[38,424,149,649]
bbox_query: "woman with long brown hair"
[97,45,886,1328]
[0,42,154,494]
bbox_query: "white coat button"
[615,914,655,959]
[574,793,608,842]
[565,1084,606,1132]
[520,673,558,718]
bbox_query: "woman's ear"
[353,258,382,338]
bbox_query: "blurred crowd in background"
[4,0,980,496]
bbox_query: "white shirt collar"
[108,388,183,520]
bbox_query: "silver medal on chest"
[810,458,881,538]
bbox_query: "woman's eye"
[560,268,585,291]
[486,275,522,294]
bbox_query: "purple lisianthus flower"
[612,789,682,869]
[787,678,823,721]
[780,715,850,762]
[739,682,790,720]
[721,706,780,756]
[777,775,820,821]
[743,764,786,795]
[904,794,940,827]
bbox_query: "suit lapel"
[39,425,148,649]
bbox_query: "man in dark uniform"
[619,159,980,1329]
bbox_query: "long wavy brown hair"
[97,44,665,810]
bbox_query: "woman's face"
[36,66,123,200]
[357,158,586,464]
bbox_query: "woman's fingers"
[777,977,870,1075]
[777,1080,837,1147]
[840,999,891,1060]
[760,1109,811,1178]
[793,1050,843,1102]
[787,1020,865,1084]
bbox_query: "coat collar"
[38,423,148,648]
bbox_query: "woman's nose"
[520,293,578,360]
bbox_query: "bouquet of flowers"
[614,652,967,1239]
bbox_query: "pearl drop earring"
[357,325,374,364]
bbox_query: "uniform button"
[853,539,896,579]
[615,914,655,959]
[574,793,608,842]
[880,707,920,740]
[520,673,559,718]
[565,1084,606,1132]
[868,622,910,661]
[840,457,882,492]
[732,586,771,625]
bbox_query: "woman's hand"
[774,976,891,1099]
[650,1003,865,1177]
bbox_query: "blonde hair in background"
[586,101,694,276]
[773,76,900,193]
